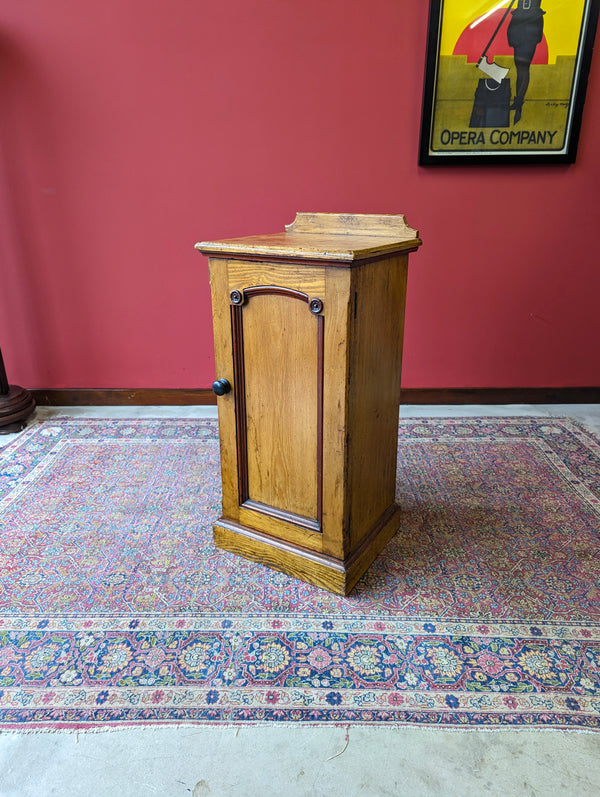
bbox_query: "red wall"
[1,0,599,390]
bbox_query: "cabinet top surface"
[196,213,422,263]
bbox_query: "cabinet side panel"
[347,255,409,550]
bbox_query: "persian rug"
[0,416,599,731]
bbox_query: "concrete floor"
[1,404,599,797]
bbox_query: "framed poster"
[419,0,600,164]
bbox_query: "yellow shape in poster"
[440,0,586,64]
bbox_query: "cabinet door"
[210,260,338,552]
[234,285,323,527]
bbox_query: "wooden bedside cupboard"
[196,212,421,595]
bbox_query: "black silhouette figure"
[507,0,545,123]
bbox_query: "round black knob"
[212,378,231,396]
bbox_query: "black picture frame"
[419,0,599,164]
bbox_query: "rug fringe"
[0,721,598,736]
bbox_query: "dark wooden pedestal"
[0,386,36,434]
[0,349,36,434]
